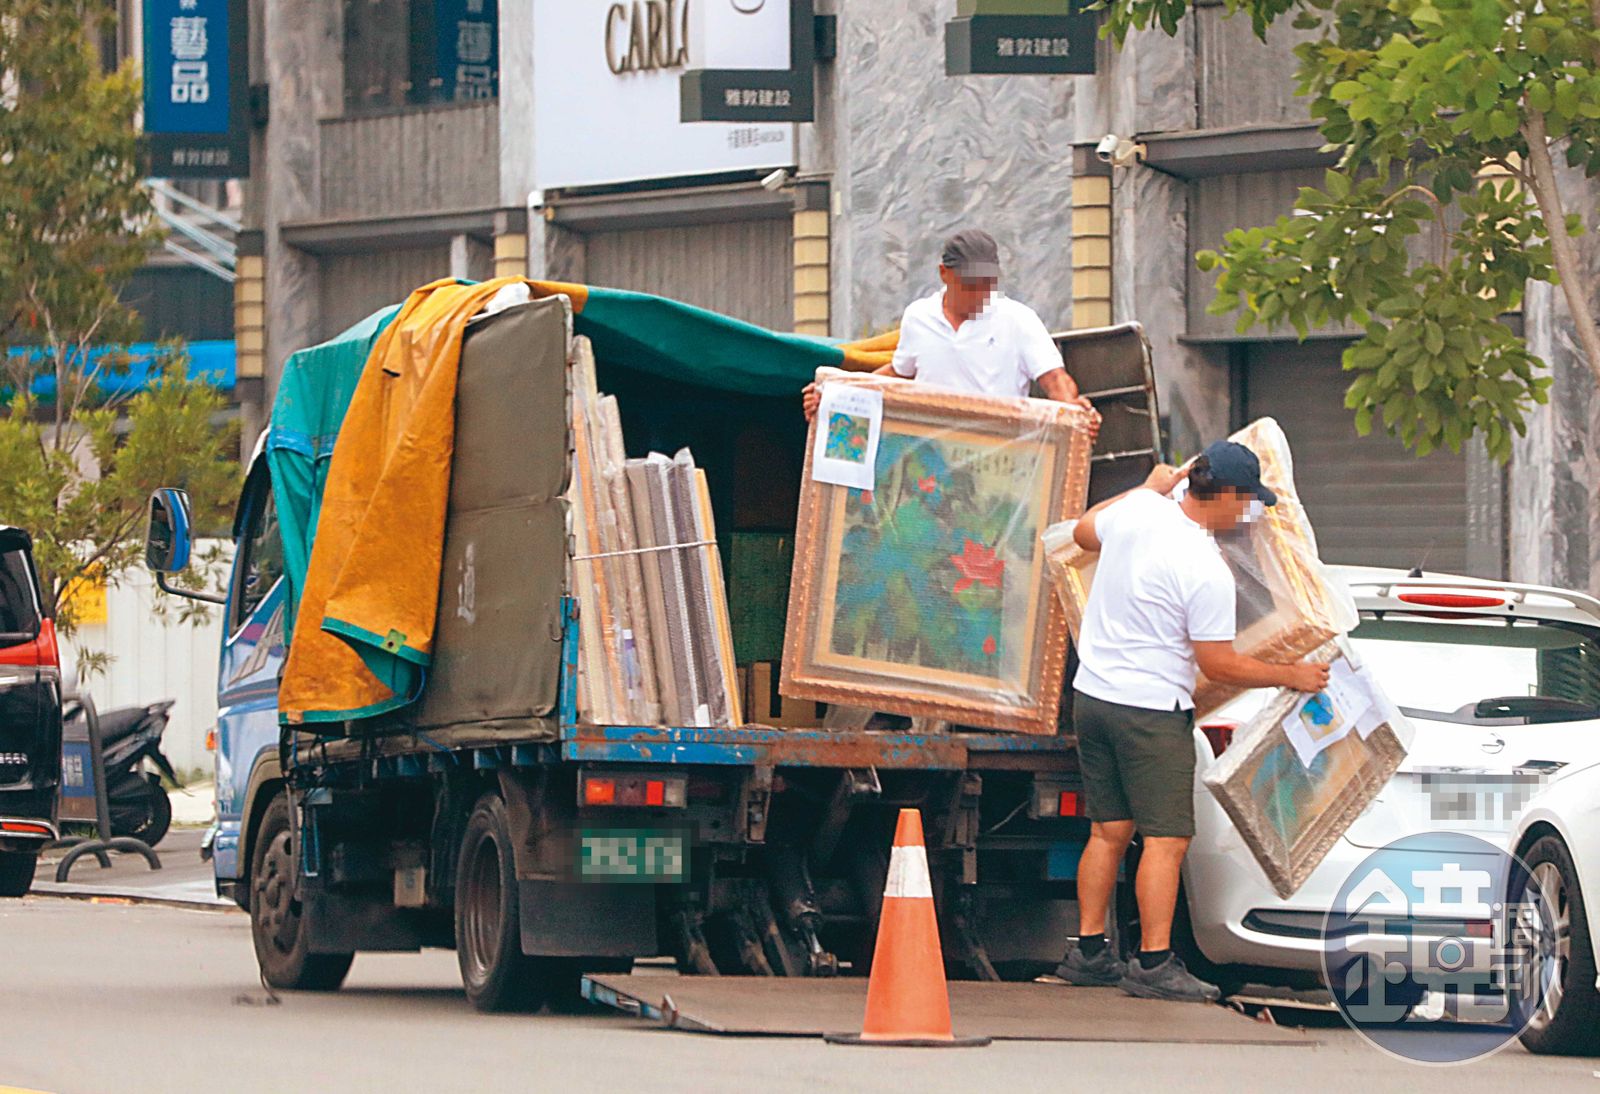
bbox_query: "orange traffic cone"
[825,808,990,1047]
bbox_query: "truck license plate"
[579,829,688,884]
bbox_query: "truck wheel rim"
[463,833,503,982]
[1521,861,1570,1033]
[256,831,299,954]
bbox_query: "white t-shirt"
[1073,490,1237,711]
[890,290,1064,398]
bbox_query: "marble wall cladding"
[1194,8,1313,130]
[262,0,342,409]
[1514,272,1600,594]
[824,1,1079,339]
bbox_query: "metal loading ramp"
[582,975,1320,1045]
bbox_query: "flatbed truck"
[145,291,1161,1011]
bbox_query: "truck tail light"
[1201,721,1237,757]
[1033,781,1085,818]
[580,773,687,809]
[205,727,218,752]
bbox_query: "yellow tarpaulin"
[279,278,532,724]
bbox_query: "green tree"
[1104,0,1600,460]
[0,0,238,639]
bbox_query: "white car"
[1506,757,1600,1054]
[1181,566,1600,1002]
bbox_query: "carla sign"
[142,0,250,178]
[532,0,793,191]
[605,0,691,74]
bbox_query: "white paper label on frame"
[811,384,883,491]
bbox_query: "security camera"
[1095,134,1145,169]
[760,168,791,192]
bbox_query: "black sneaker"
[1118,953,1221,1003]
[1053,943,1125,987]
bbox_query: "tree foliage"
[0,0,239,636]
[1103,0,1600,461]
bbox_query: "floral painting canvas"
[784,375,1095,734]
[824,411,871,464]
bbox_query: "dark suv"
[0,527,62,896]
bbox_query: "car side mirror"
[145,488,194,574]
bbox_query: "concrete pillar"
[792,181,831,337]
[261,0,342,422]
[1069,156,1113,330]
[233,231,267,460]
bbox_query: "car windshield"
[1350,615,1600,725]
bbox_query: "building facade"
[238,0,1600,593]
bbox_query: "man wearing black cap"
[803,228,1096,417]
[1055,443,1330,1003]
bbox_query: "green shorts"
[1073,690,1197,839]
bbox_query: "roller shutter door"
[1243,341,1468,573]
[584,218,793,333]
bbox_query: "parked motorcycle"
[62,699,179,847]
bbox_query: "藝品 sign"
[435,0,499,102]
[143,0,249,178]
[532,0,794,190]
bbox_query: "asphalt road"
[2,898,1597,1094]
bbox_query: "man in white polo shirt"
[1055,443,1330,1003]
[803,228,1097,417]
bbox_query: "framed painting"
[1202,640,1409,899]
[782,373,1096,734]
[1044,417,1355,722]
[1189,417,1356,719]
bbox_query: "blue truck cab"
[148,292,1161,1010]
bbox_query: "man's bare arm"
[1192,643,1331,693]
[802,364,901,421]
[1072,462,1190,551]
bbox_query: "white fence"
[67,544,232,779]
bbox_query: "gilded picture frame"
[1044,417,1352,723]
[782,374,1095,734]
[1202,640,1409,899]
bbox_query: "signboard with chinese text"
[143,0,249,177]
[435,0,499,102]
[680,0,816,123]
[945,9,1098,76]
[531,0,793,191]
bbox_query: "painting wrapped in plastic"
[1042,416,1357,722]
[783,369,1096,734]
[1202,640,1411,899]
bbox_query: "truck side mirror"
[145,488,194,574]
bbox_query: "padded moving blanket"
[279,278,533,724]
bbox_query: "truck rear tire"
[251,794,354,991]
[456,791,563,1013]
[0,850,36,897]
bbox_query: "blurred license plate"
[579,829,688,884]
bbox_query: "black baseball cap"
[1200,440,1277,506]
[941,229,1001,280]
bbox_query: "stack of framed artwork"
[781,371,1097,735]
[1043,416,1356,722]
[567,337,741,728]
